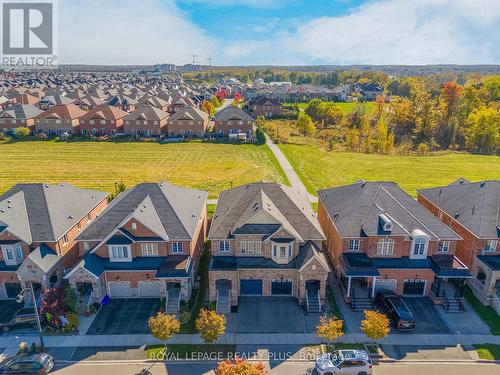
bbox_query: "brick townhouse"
[0,183,108,299]
[167,106,208,137]
[214,106,254,139]
[0,104,43,133]
[123,106,170,137]
[248,96,283,118]
[318,181,471,311]
[65,182,208,313]
[78,105,129,136]
[418,179,500,307]
[34,103,87,135]
[208,182,329,313]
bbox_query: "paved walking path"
[1,332,499,349]
[264,132,317,203]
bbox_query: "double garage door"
[107,281,162,298]
[0,282,22,300]
[239,279,293,296]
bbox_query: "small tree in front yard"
[15,127,30,137]
[195,307,226,343]
[316,316,344,341]
[215,357,266,375]
[360,310,390,340]
[148,312,180,351]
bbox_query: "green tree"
[295,113,316,137]
[465,107,500,154]
[195,308,226,343]
[374,116,394,154]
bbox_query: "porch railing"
[351,289,373,311]
[86,291,94,310]
[317,290,322,312]
[443,291,464,312]
[305,291,310,311]
[467,278,486,298]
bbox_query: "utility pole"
[191,54,198,65]
[207,57,212,67]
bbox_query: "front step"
[444,299,464,312]
[352,299,373,312]
[307,293,321,313]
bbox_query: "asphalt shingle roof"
[418,180,500,239]
[318,181,461,240]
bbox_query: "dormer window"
[109,245,132,262]
[413,238,427,257]
[131,222,137,230]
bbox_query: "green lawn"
[0,139,289,198]
[475,344,500,360]
[279,144,500,196]
[284,101,375,115]
[463,286,500,335]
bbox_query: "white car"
[315,349,372,375]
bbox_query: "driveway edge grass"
[463,286,500,335]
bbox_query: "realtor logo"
[1,0,57,68]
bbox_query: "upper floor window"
[172,242,183,254]
[83,241,90,251]
[273,243,292,258]
[63,234,68,244]
[348,240,360,252]
[485,240,498,253]
[141,243,158,256]
[412,238,428,257]
[376,238,394,255]
[1,245,23,265]
[438,241,450,253]
[109,245,131,261]
[219,241,230,252]
[131,222,137,230]
[87,213,92,222]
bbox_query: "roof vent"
[472,206,475,215]
[480,181,486,187]
[454,212,460,218]
[333,212,339,220]
[7,205,12,209]
[0,209,4,213]
[68,215,74,219]
[379,213,393,232]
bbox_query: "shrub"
[360,310,390,339]
[63,286,78,313]
[256,127,266,145]
[316,316,344,341]
[15,127,30,137]
[62,312,79,332]
[215,357,266,375]
[195,308,226,343]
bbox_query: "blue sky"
[58,0,500,65]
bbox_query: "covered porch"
[429,254,473,312]
[468,255,500,314]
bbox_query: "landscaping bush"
[62,312,79,333]
[255,127,266,145]
[15,127,30,137]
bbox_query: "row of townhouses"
[0,179,498,315]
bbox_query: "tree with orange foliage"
[215,357,266,375]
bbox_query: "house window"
[77,221,82,229]
[219,241,230,252]
[413,238,427,256]
[485,240,498,253]
[141,243,159,256]
[83,242,89,251]
[63,234,68,244]
[255,242,261,255]
[240,241,247,254]
[109,245,131,261]
[273,245,277,257]
[131,222,137,230]
[87,213,92,221]
[247,241,255,254]
[438,241,450,253]
[172,242,183,253]
[280,246,286,257]
[14,245,23,260]
[376,238,394,255]
[348,240,360,252]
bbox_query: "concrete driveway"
[86,298,161,335]
[0,300,20,324]
[400,298,450,334]
[236,297,319,333]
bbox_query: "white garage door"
[139,281,162,297]
[375,279,397,293]
[108,281,132,298]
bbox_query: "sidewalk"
[264,132,317,203]
[1,332,499,349]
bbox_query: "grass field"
[279,144,500,196]
[284,101,375,115]
[0,139,289,198]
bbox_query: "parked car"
[0,353,54,374]
[0,308,41,332]
[375,290,416,331]
[315,349,372,375]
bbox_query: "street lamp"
[16,282,44,348]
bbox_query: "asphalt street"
[50,361,500,375]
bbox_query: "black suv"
[375,290,416,331]
[0,308,40,332]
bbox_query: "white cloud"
[58,0,214,65]
[219,0,500,65]
[178,0,292,9]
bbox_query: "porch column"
[347,276,352,298]
[371,276,377,298]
